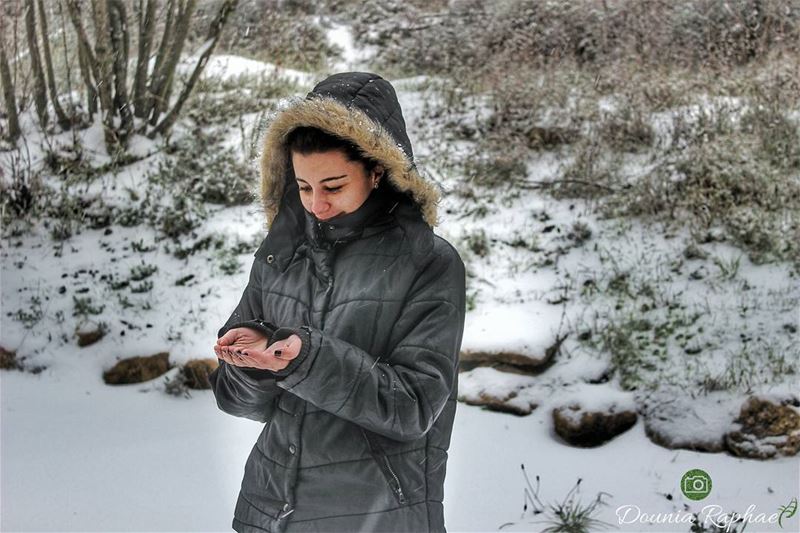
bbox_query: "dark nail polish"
[274,350,282,357]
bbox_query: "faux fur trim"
[259,97,440,228]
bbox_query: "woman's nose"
[311,192,330,215]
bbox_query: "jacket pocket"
[362,429,407,506]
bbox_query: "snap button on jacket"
[210,72,466,533]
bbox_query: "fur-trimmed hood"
[259,72,439,228]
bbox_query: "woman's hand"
[215,329,303,373]
[217,327,269,351]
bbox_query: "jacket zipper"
[362,429,407,505]
[382,454,407,505]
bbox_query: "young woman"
[210,72,466,533]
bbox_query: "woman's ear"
[372,164,385,188]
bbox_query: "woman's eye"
[299,187,312,193]
[325,186,342,193]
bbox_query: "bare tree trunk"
[56,0,80,122]
[151,0,238,138]
[133,0,156,118]
[91,0,114,113]
[0,41,22,142]
[77,42,98,115]
[144,0,176,122]
[66,0,100,115]
[24,0,49,128]
[36,0,71,128]
[108,0,133,142]
[149,0,195,126]
[92,0,122,152]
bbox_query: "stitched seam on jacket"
[253,444,290,470]
[347,75,381,108]
[326,297,405,311]
[333,351,364,415]
[425,432,431,532]
[262,289,309,307]
[238,493,280,520]
[232,518,271,533]
[393,344,452,360]
[336,250,408,259]
[296,446,425,470]
[288,500,426,523]
[411,370,433,432]
[405,298,457,308]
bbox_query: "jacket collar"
[303,186,395,248]
[256,183,433,271]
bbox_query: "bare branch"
[36,0,72,128]
[0,38,22,141]
[150,0,238,138]
[108,0,133,141]
[132,0,156,118]
[24,0,49,128]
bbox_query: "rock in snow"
[552,387,638,447]
[103,352,172,385]
[725,395,800,459]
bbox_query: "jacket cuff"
[221,361,278,387]
[217,319,277,340]
[269,326,313,380]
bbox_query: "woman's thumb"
[218,330,237,346]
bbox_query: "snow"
[2,22,800,533]
[553,383,638,422]
[462,302,564,359]
[177,54,314,86]
[325,20,376,72]
[640,389,743,451]
[4,367,797,532]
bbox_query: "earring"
[373,180,380,189]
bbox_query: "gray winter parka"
[209,72,466,533]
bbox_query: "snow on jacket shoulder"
[209,72,466,533]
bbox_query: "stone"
[641,391,741,453]
[183,358,219,389]
[103,352,171,385]
[457,367,538,415]
[462,390,536,416]
[725,396,800,459]
[459,335,565,374]
[76,326,105,347]
[1,346,21,370]
[553,403,637,447]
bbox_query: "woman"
[210,72,466,533]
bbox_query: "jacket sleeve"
[208,255,283,424]
[274,243,466,442]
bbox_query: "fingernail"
[274,350,282,357]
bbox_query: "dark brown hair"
[287,126,380,174]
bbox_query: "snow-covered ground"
[2,366,797,532]
[2,27,799,533]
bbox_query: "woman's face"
[292,149,381,221]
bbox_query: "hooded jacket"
[209,72,466,533]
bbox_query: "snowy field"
[1,366,797,531]
[2,24,799,533]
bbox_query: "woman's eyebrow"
[296,175,348,184]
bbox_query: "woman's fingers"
[216,338,299,372]
[266,334,301,360]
